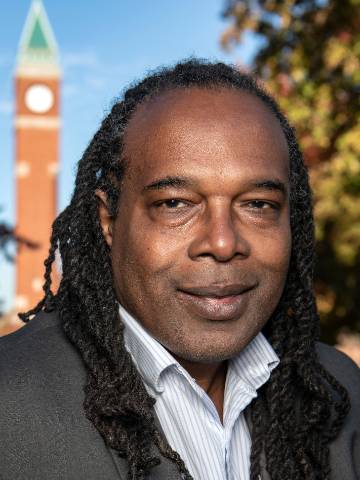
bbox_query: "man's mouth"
[177,283,256,321]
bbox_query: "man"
[0,59,359,480]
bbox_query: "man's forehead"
[124,86,286,145]
[122,86,289,179]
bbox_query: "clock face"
[25,84,54,113]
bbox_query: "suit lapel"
[107,414,182,480]
[107,448,127,480]
[108,445,182,480]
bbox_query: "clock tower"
[15,0,61,311]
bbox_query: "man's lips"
[178,283,254,298]
[176,283,256,321]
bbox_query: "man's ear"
[95,189,114,247]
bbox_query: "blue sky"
[0,0,259,310]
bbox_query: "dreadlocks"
[20,59,350,480]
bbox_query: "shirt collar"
[120,303,177,393]
[229,331,279,392]
[119,303,279,394]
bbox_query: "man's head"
[24,59,349,480]
[97,86,291,363]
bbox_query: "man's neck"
[173,355,228,423]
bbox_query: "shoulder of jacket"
[316,341,360,408]
[0,308,58,363]
[316,341,360,378]
[0,309,84,386]
[0,309,61,350]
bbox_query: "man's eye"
[247,200,277,210]
[156,199,188,209]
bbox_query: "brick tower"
[14,0,61,312]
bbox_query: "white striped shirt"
[119,304,279,480]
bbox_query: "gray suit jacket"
[0,310,359,479]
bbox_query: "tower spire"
[16,0,60,77]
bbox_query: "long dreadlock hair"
[21,59,350,480]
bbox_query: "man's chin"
[167,340,250,364]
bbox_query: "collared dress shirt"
[119,304,279,480]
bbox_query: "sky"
[0,0,259,311]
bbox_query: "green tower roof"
[28,17,49,49]
[17,0,60,73]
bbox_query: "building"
[0,1,61,336]
[14,0,61,314]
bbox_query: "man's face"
[102,87,291,363]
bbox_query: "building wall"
[14,76,60,312]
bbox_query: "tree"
[0,220,39,317]
[221,0,360,342]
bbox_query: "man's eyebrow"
[142,176,287,195]
[252,179,287,195]
[143,176,194,192]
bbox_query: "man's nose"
[188,202,251,262]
